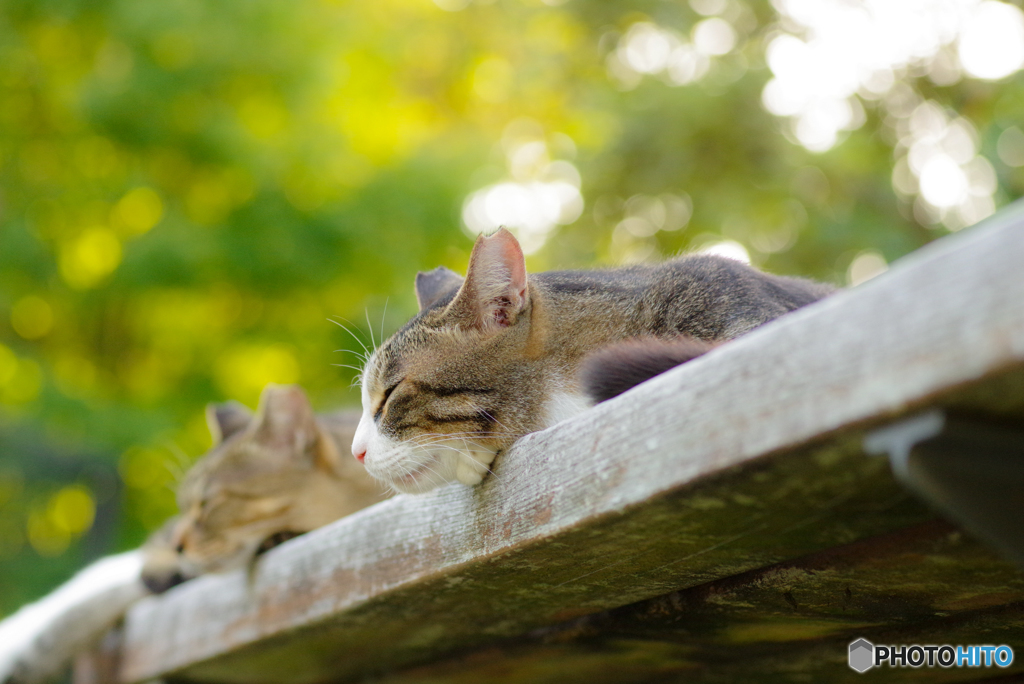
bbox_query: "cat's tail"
[0,551,148,684]
[581,336,717,404]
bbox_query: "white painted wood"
[0,551,146,684]
[118,203,1024,684]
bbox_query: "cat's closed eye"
[375,380,403,420]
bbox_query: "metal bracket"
[865,410,1024,567]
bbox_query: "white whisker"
[364,308,377,351]
[328,317,371,358]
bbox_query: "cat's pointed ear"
[415,266,463,311]
[206,401,254,445]
[447,228,529,332]
[253,385,339,470]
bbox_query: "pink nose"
[352,446,366,463]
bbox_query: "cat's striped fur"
[168,385,388,576]
[352,228,834,494]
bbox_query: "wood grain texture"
[119,204,1024,684]
[376,522,1024,684]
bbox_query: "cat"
[0,385,387,683]
[166,384,389,576]
[352,228,834,494]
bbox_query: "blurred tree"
[1,0,1021,615]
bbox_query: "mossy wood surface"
[113,208,1024,683]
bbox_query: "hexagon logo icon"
[849,638,874,673]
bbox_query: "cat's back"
[652,253,834,337]
[535,254,830,300]
[654,253,834,309]
[534,254,834,339]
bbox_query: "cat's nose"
[351,415,371,463]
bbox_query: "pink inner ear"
[474,229,528,328]
[493,230,527,295]
[449,227,530,331]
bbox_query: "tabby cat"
[352,228,834,494]
[0,385,386,684]
[166,384,388,577]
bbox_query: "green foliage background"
[0,0,1022,614]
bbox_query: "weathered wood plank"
[73,628,123,684]
[120,204,1024,683]
[376,522,1024,684]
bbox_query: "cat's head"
[352,228,547,494]
[171,384,343,573]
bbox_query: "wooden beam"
[118,204,1024,683]
[376,522,1024,683]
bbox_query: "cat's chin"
[389,457,448,494]
[374,443,498,494]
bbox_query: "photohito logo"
[849,639,1014,672]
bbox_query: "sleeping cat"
[352,228,834,494]
[0,385,386,683]
[167,384,388,576]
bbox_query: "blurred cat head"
[352,228,553,494]
[170,384,366,574]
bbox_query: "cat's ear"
[206,401,254,445]
[446,228,529,332]
[253,385,339,470]
[415,266,463,311]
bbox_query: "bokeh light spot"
[621,23,677,74]
[59,228,123,289]
[691,0,728,16]
[11,296,54,340]
[764,0,1024,154]
[692,18,736,56]
[28,509,69,557]
[919,155,968,209]
[958,1,1024,80]
[112,187,164,235]
[463,131,583,254]
[698,239,751,264]
[997,126,1024,167]
[215,344,301,404]
[48,485,95,536]
[847,251,888,286]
